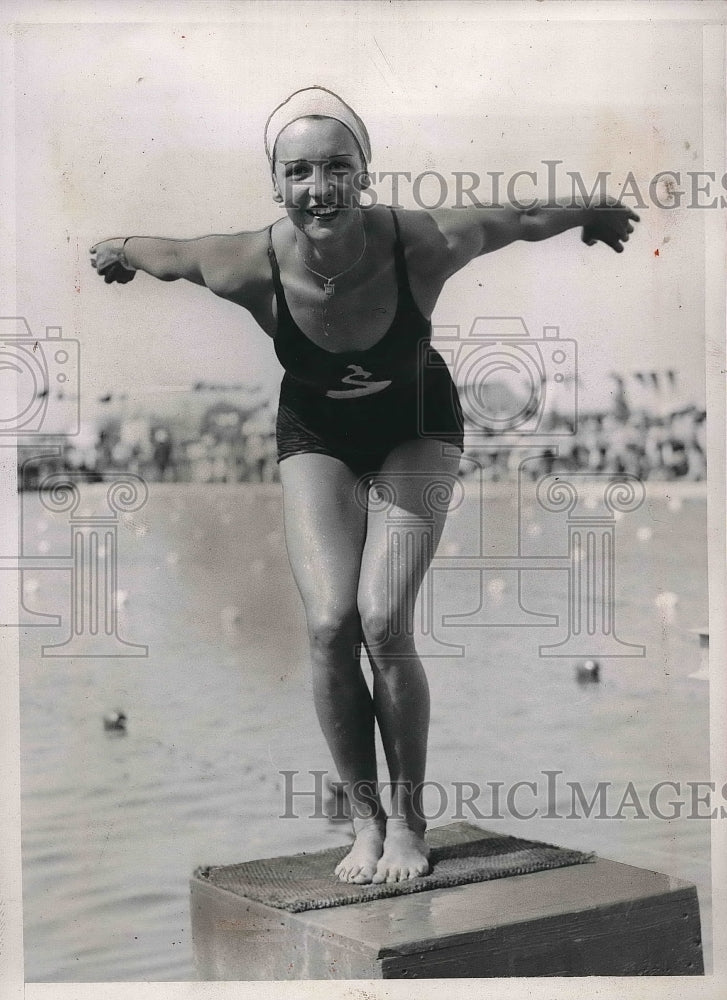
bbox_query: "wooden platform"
[190,825,704,979]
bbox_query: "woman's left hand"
[581,198,640,253]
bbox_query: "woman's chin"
[288,206,359,237]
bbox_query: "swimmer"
[91,86,639,884]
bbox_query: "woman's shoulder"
[383,207,457,272]
[383,206,450,247]
[209,225,273,263]
[198,225,276,299]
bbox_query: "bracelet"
[120,236,135,270]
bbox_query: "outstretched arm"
[423,197,640,277]
[89,234,256,297]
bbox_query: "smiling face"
[272,117,367,242]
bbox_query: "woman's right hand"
[89,238,137,284]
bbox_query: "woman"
[91,86,638,885]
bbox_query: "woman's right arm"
[89,234,258,298]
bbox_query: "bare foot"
[371,818,430,883]
[334,817,386,884]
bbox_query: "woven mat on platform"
[196,821,595,913]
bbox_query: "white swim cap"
[265,86,371,166]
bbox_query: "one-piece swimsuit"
[270,207,464,478]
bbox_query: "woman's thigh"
[279,453,368,625]
[357,439,462,634]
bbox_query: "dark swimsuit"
[269,208,464,479]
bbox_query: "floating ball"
[654,591,678,610]
[103,710,127,732]
[576,659,601,683]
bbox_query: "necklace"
[298,225,367,297]
[298,225,367,337]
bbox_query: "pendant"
[324,281,335,298]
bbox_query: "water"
[19,480,711,980]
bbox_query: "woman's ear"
[271,175,284,203]
[358,170,371,190]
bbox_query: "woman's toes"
[351,867,373,884]
[346,865,362,882]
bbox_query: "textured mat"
[196,821,595,913]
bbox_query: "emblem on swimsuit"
[326,364,392,399]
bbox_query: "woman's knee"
[306,605,360,660]
[358,597,411,654]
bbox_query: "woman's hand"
[89,238,136,284]
[581,199,640,253]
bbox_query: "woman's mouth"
[307,206,340,219]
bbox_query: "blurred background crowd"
[472,406,706,483]
[18,369,706,490]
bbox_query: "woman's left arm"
[425,197,640,275]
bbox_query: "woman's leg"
[279,453,385,883]
[357,439,461,883]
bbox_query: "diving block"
[190,822,703,979]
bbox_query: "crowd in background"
[19,390,707,490]
[470,406,706,483]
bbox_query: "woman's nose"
[310,165,334,200]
